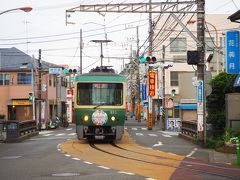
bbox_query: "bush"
[206,136,224,148]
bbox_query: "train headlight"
[111,116,116,121]
[83,115,90,122]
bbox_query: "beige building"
[149,14,240,128]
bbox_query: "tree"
[206,72,240,135]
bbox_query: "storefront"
[8,99,33,121]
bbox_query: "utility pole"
[38,49,42,131]
[80,29,83,74]
[136,26,141,122]
[162,45,166,130]
[196,0,205,145]
[148,0,153,130]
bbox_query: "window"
[170,72,179,86]
[170,37,187,52]
[205,37,215,51]
[17,73,31,84]
[0,73,10,85]
[77,83,123,106]
[49,78,52,86]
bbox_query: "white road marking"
[118,171,135,175]
[136,133,144,136]
[39,131,53,135]
[132,128,138,131]
[65,154,71,157]
[55,133,66,136]
[162,134,172,138]
[67,133,76,136]
[141,127,147,130]
[98,166,110,170]
[146,178,156,180]
[84,161,93,164]
[148,134,158,137]
[153,141,163,147]
[186,148,198,157]
[66,128,73,131]
[42,134,54,137]
[72,158,80,161]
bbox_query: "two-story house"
[0,47,67,129]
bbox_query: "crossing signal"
[140,56,157,64]
[29,93,33,101]
[171,89,176,98]
[63,68,77,74]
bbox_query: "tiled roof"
[0,47,61,71]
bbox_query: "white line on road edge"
[136,133,144,136]
[84,161,93,164]
[98,166,110,170]
[152,141,163,147]
[118,171,135,175]
[72,158,80,161]
[161,134,172,138]
[186,148,198,157]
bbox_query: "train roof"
[75,66,126,82]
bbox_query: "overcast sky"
[0,0,239,73]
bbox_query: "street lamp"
[0,7,32,15]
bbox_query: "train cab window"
[77,83,123,106]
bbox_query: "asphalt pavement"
[125,115,237,166]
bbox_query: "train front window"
[77,83,123,105]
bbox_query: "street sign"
[226,31,240,74]
[197,80,203,103]
[141,83,147,100]
[49,67,63,75]
[234,73,240,87]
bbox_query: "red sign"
[148,71,155,96]
[67,89,73,95]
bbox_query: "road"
[0,123,239,180]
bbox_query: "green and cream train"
[74,66,126,141]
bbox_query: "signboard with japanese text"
[197,80,203,103]
[148,71,156,96]
[49,67,63,75]
[141,83,147,100]
[226,31,240,74]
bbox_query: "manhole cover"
[52,173,80,177]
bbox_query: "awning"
[179,103,197,110]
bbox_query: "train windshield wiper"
[93,103,105,109]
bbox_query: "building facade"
[0,47,67,129]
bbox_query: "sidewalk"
[125,115,238,166]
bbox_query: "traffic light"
[139,56,157,64]
[29,93,33,101]
[171,89,176,98]
[63,68,77,74]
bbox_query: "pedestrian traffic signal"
[29,93,33,101]
[139,56,157,64]
[171,89,176,98]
